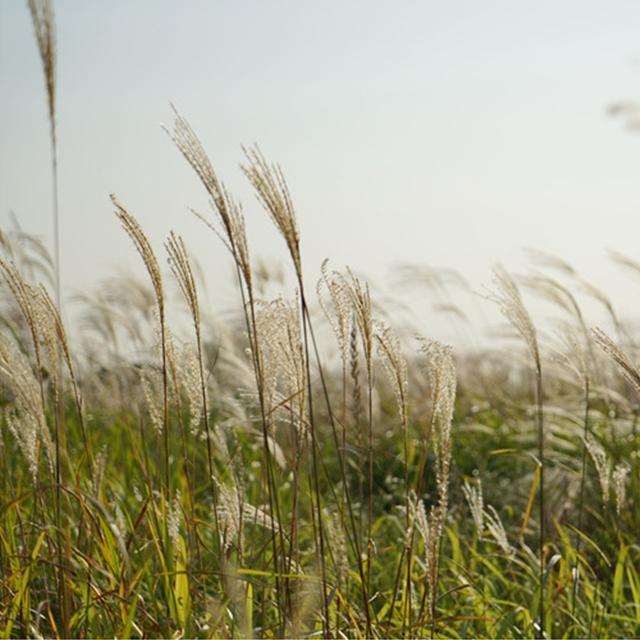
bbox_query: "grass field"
[1,2,639,638]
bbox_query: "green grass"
[1,3,639,636]
[0,366,638,638]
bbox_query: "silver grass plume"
[28,0,61,311]
[584,434,610,505]
[0,258,45,379]
[490,265,545,629]
[254,297,308,440]
[166,109,252,288]
[0,219,55,285]
[346,268,374,380]
[407,491,441,618]
[166,231,201,329]
[491,266,540,374]
[111,196,169,445]
[216,479,280,554]
[349,320,363,424]
[140,368,162,435]
[420,339,456,502]
[325,509,348,585]
[178,341,204,432]
[376,322,409,430]
[27,0,56,138]
[418,339,457,619]
[165,230,220,534]
[165,233,206,430]
[0,261,59,477]
[38,286,78,395]
[317,259,352,365]
[242,146,301,280]
[36,291,61,398]
[612,463,630,516]
[527,275,584,323]
[485,505,515,559]
[462,479,484,535]
[527,250,621,336]
[592,327,640,396]
[217,479,242,554]
[554,326,589,388]
[0,333,53,479]
[167,490,183,550]
[111,196,164,321]
[162,324,180,403]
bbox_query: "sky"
[1,1,640,343]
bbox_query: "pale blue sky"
[2,1,640,336]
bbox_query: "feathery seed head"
[491,266,540,372]
[28,0,56,130]
[526,275,583,325]
[462,479,484,534]
[485,505,515,559]
[345,268,374,376]
[0,334,52,480]
[420,338,457,526]
[167,108,252,287]
[242,145,301,279]
[592,327,640,396]
[613,463,630,516]
[218,480,242,553]
[167,490,183,550]
[111,195,164,318]
[0,258,43,365]
[254,297,308,439]
[179,341,204,433]
[376,322,409,429]
[553,324,589,386]
[584,433,610,505]
[38,285,76,390]
[349,320,363,424]
[140,368,162,435]
[166,231,200,328]
[317,259,352,364]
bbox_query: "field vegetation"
[1,2,639,638]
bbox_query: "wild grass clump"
[1,4,640,638]
[2,126,640,638]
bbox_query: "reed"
[4,8,640,634]
[491,266,545,637]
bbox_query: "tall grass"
[1,3,639,638]
[2,179,640,638]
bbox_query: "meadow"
[1,2,639,638]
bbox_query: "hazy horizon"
[2,0,640,344]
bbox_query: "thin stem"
[303,304,373,636]
[51,125,61,313]
[50,86,70,640]
[160,320,170,496]
[536,364,545,638]
[237,264,287,633]
[366,372,373,598]
[572,378,590,615]
[299,286,330,637]
[190,317,221,555]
